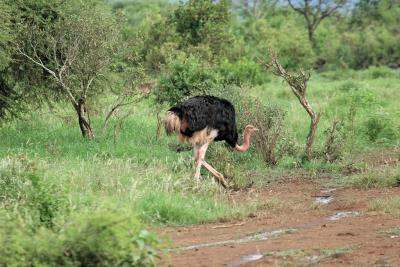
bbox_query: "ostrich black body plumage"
[168,95,238,147]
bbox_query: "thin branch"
[18,47,79,106]
[287,0,306,15]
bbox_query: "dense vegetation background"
[0,0,399,265]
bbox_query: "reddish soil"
[160,181,400,266]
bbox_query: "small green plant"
[321,119,345,162]
[364,116,385,142]
[363,114,397,143]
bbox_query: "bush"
[0,156,66,228]
[218,58,267,86]
[359,66,399,79]
[154,55,221,105]
[226,90,286,166]
[0,156,161,266]
[321,119,345,162]
[0,209,160,266]
[363,114,398,143]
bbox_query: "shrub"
[0,209,160,266]
[240,96,287,166]
[154,55,221,105]
[0,156,66,228]
[218,58,267,86]
[359,66,399,79]
[364,116,385,142]
[363,114,398,143]
[59,210,159,267]
[214,86,288,166]
[321,119,345,162]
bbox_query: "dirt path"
[160,182,400,266]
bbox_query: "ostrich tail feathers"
[163,111,181,135]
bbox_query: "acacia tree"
[287,0,347,49]
[17,2,119,139]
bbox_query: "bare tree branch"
[263,51,321,160]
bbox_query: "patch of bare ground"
[160,182,400,266]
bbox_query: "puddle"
[170,211,359,253]
[226,253,264,267]
[328,211,359,221]
[173,228,297,251]
[228,246,352,266]
[306,255,322,263]
[315,196,333,205]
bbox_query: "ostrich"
[163,95,258,188]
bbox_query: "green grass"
[334,166,400,189]
[368,197,400,217]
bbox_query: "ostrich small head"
[244,125,259,134]
[235,125,259,152]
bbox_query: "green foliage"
[363,113,398,143]
[0,0,13,71]
[218,59,267,86]
[359,66,399,80]
[0,209,160,266]
[58,211,159,267]
[0,155,161,266]
[155,55,221,105]
[241,97,287,166]
[0,156,66,228]
[173,0,232,58]
[17,0,120,100]
[235,15,316,69]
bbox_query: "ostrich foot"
[202,161,228,188]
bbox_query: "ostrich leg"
[194,145,201,182]
[198,143,228,188]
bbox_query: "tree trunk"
[307,25,317,49]
[74,99,94,140]
[295,95,321,160]
[305,112,321,160]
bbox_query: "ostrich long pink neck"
[235,129,253,152]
